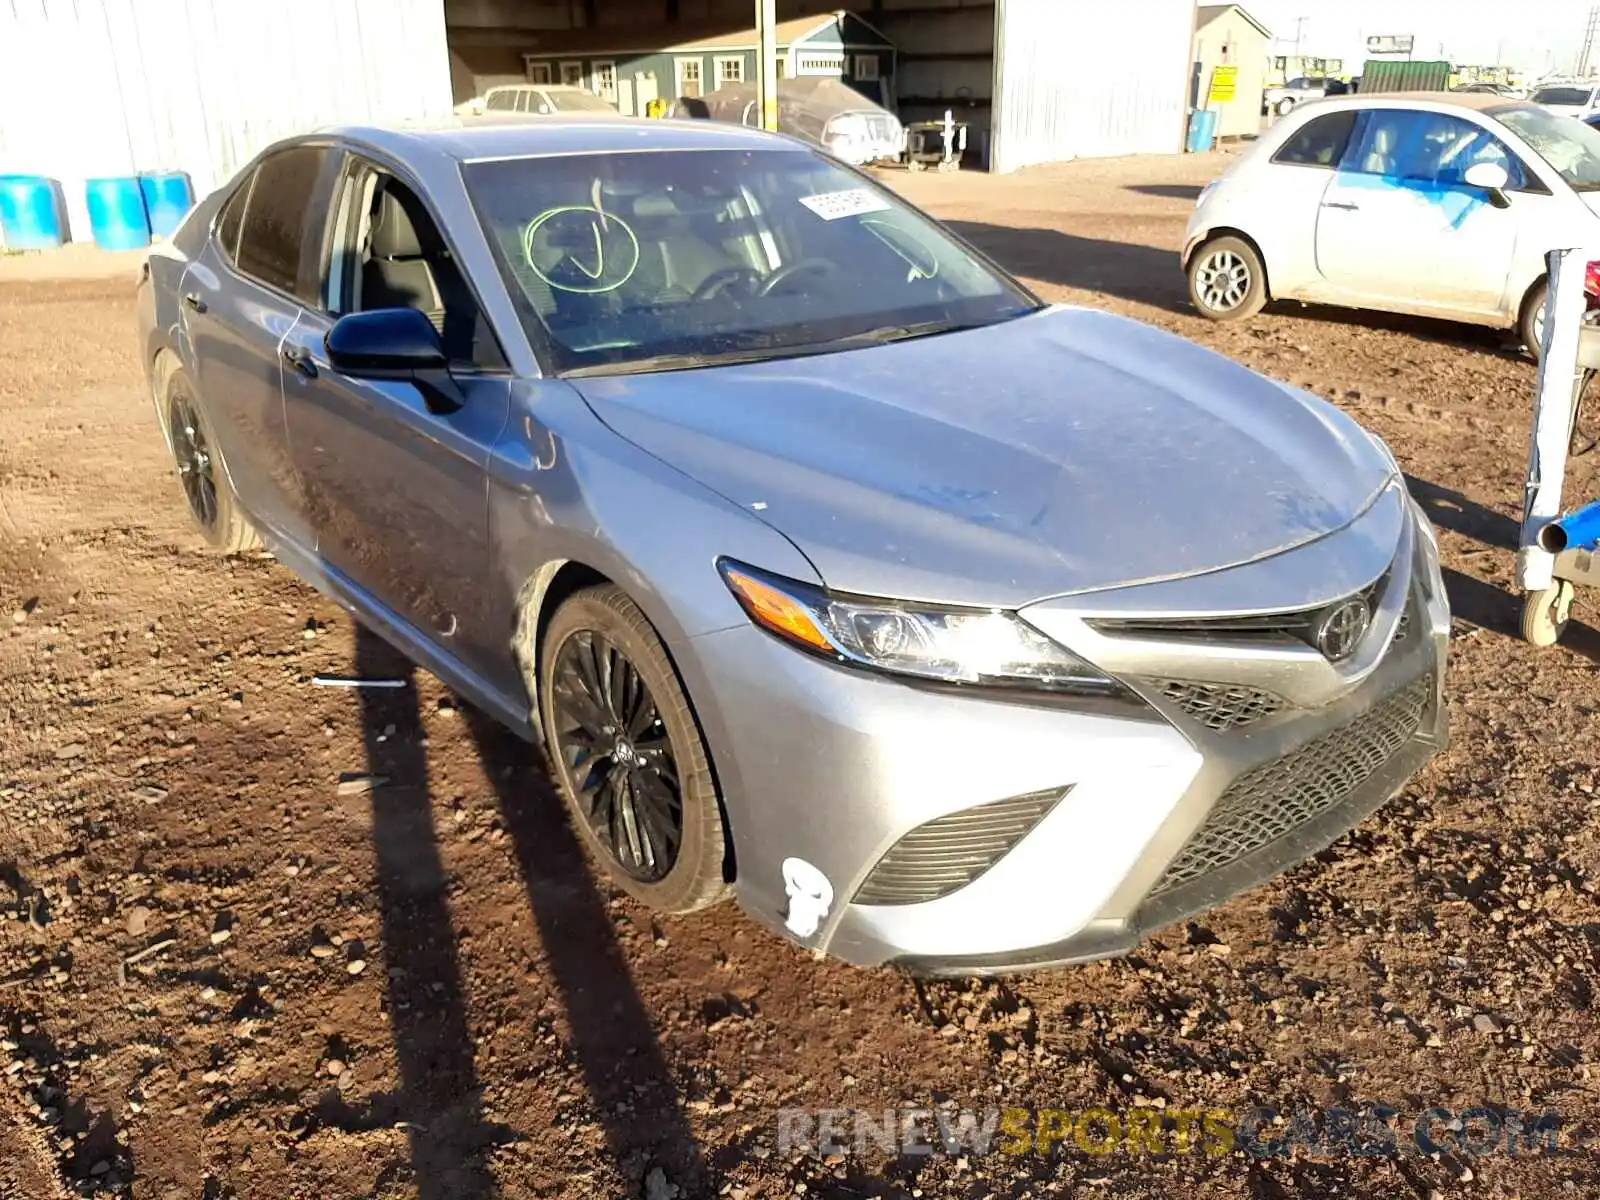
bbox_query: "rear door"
[280,157,513,689]
[183,145,340,548]
[1314,108,1522,314]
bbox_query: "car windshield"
[1532,86,1595,106]
[1495,104,1600,190]
[463,148,1038,375]
[547,90,614,113]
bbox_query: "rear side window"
[214,180,250,262]
[1272,111,1358,167]
[236,146,330,298]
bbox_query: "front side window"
[1272,110,1357,167]
[1343,110,1527,189]
[235,146,331,298]
[464,147,1039,376]
[1495,104,1600,191]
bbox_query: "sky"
[1246,0,1597,74]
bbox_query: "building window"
[524,59,554,84]
[591,60,617,100]
[560,61,583,86]
[716,55,745,84]
[775,57,786,79]
[797,53,844,75]
[676,56,703,98]
[852,54,880,81]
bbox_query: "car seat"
[361,188,444,330]
[1362,123,1397,176]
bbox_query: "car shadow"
[1405,475,1521,551]
[353,628,506,1198]
[350,626,710,1194]
[1124,183,1204,201]
[941,221,1192,314]
[463,707,711,1193]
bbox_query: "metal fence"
[0,0,452,244]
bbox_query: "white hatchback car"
[1184,93,1600,355]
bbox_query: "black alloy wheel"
[169,392,219,531]
[550,628,682,881]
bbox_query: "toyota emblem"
[1314,597,1372,662]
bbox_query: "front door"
[1315,108,1521,314]
[281,161,511,687]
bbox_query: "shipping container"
[1360,59,1453,94]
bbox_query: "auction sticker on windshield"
[798,188,893,220]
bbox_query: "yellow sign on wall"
[1208,66,1238,103]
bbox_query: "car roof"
[320,115,800,164]
[1292,91,1538,116]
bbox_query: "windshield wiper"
[561,347,788,379]
[818,317,998,350]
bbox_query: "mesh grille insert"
[1149,677,1431,896]
[853,789,1065,906]
[1146,679,1287,731]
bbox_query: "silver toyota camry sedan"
[135,117,1450,975]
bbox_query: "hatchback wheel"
[1188,236,1267,322]
[537,584,730,913]
[163,368,258,553]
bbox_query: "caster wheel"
[1522,581,1575,647]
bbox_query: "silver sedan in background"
[136,118,1449,975]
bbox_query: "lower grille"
[1148,677,1431,896]
[852,788,1064,906]
[1147,678,1287,731]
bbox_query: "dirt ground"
[3,149,1599,1200]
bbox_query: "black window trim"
[210,139,345,310]
[321,149,512,375]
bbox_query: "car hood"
[572,306,1395,608]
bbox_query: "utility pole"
[1581,4,1599,76]
[756,0,778,132]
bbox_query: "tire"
[162,366,259,554]
[1521,581,1574,647]
[1520,280,1548,362]
[1188,235,1268,322]
[1276,97,1297,117]
[537,584,730,913]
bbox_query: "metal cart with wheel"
[1518,247,1600,645]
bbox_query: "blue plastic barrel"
[138,172,194,240]
[85,176,151,250]
[1186,109,1219,153]
[0,175,65,250]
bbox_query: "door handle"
[280,344,318,378]
[182,292,207,313]
[1321,201,1361,211]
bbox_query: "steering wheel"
[757,258,836,297]
[692,266,763,301]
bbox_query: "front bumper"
[684,485,1449,974]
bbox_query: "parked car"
[1530,81,1600,117]
[1263,76,1328,118]
[677,76,903,166]
[1184,92,1600,357]
[1453,82,1517,97]
[461,84,618,116]
[137,117,1449,974]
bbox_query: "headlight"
[718,559,1122,694]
